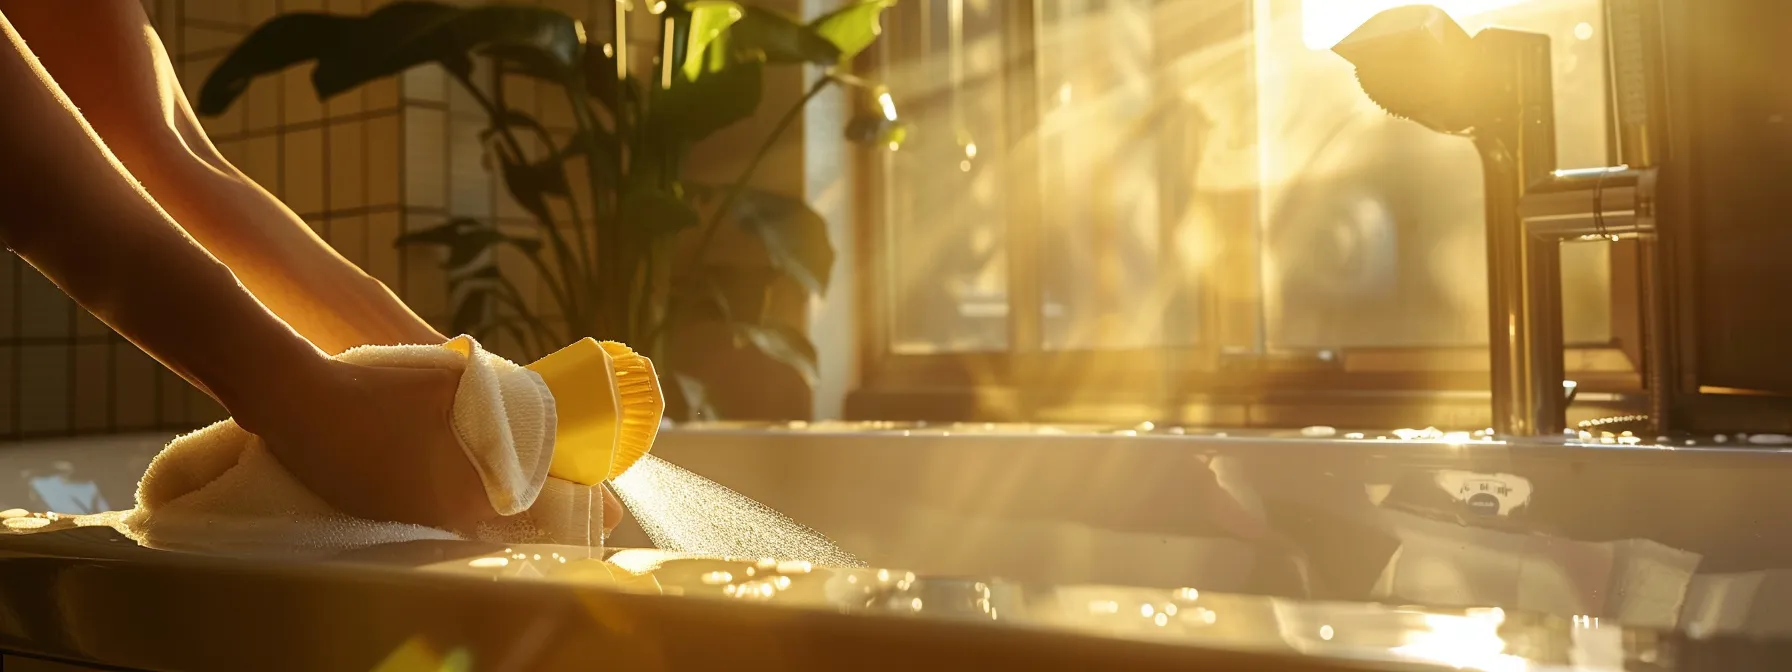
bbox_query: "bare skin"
[0,4,623,535]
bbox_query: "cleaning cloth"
[114,336,604,556]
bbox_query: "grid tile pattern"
[0,0,616,438]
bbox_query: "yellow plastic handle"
[526,338,664,485]
[527,339,622,486]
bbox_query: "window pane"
[1036,0,1170,350]
[886,0,1012,354]
[1034,0,1256,351]
[1260,0,1613,350]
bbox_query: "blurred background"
[0,0,1639,437]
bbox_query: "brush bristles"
[599,341,664,479]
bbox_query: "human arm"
[0,0,445,354]
[0,12,492,528]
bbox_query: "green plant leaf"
[481,108,553,149]
[490,144,571,222]
[197,13,356,115]
[394,217,542,268]
[555,126,621,164]
[730,188,835,295]
[732,321,818,385]
[450,269,506,337]
[670,268,755,323]
[681,1,746,81]
[311,2,583,99]
[619,189,702,237]
[729,6,839,65]
[809,0,896,62]
[200,3,584,112]
[485,41,576,83]
[845,111,907,147]
[649,57,764,144]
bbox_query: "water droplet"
[3,517,49,530]
[1154,613,1168,626]
[468,557,509,569]
[700,571,734,585]
[910,597,924,611]
[1135,421,1155,431]
[1174,588,1199,601]
[775,575,792,589]
[776,560,813,574]
[1574,22,1595,40]
[1140,603,1155,618]
[0,509,27,519]
[1320,624,1335,640]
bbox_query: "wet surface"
[8,427,1792,669]
[0,524,1685,671]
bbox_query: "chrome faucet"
[1334,1,1669,436]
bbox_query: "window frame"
[848,0,1644,428]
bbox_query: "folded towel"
[115,336,604,556]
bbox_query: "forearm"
[0,0,443,354]
[0,14,328,431]
[156,161,446,353]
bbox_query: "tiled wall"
[0,0,624,437]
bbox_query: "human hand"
[257,360,497,530]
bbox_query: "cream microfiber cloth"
[112,336,606,556]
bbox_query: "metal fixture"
[1335,2,1668,436]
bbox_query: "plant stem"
[562,88,600,290]
[569,85,628,341]
[492,276,562,357]
[688,76,834,267]
[453,70,586,334]
[658,75,834,349]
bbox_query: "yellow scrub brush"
[525,338,665,485]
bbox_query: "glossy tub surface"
[5,426,1792,670]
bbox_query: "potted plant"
[198,0,904,417]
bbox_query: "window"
[853,0,1641,426]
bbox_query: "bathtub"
[625,423,1792,635]
[4,425,1792,669]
